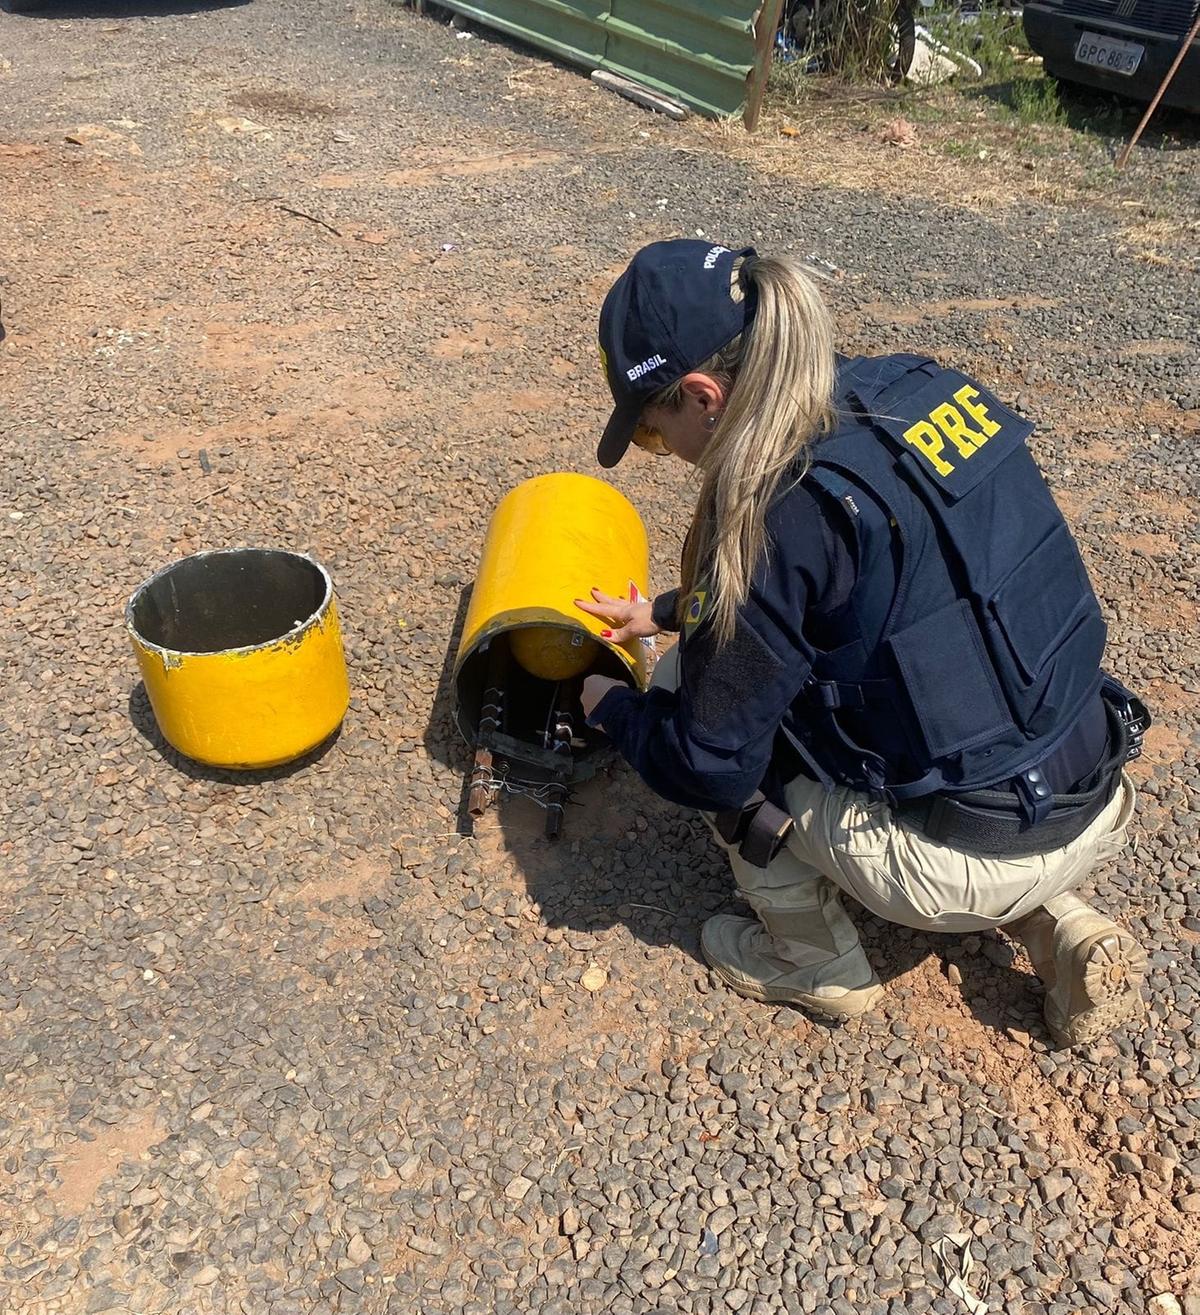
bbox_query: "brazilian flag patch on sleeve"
[684,588,708,632]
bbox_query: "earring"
[705,415,718,430]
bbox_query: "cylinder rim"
[126,547,335,658]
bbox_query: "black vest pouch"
[887,597,1013,760]
[985,523,1107,737]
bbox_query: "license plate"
[1075,31,1145,75]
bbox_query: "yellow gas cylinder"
[454,473,650,743]
[126,548,350,770]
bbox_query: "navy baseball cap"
[597,240,757,468]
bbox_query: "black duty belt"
[895,695,1138,858]
[725,679,1147,867]
[894,768,1121,857]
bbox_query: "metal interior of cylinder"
[129,550,328,654]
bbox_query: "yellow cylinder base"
[127,549,351,769]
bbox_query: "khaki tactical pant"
[651,644,1135,933]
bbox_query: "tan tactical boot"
[701,872,884,1021]
[1010,892,1147,1048]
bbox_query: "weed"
[940,136,985,159]
[776,0,913,84]
[768,55,815,106]
[1019,136,1063,157]
[1083,161,1121,189]
[914,8,1079,129]
[919,5,1030,81]
[1010,76,1068,125]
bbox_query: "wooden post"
[745,0,787,132]
[1116,11,1200,170]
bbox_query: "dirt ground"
[1,2,1199,1314]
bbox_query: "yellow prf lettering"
[953,384,1001,438]
[902,420,954,476]
[930,402,988,458]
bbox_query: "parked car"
[1023,0,1200,111]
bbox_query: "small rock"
[708,1205,737,1235]
[1038,1171,1072,1203]
[213,115,271,137]
[346,1234,371,1265]
[336,1267,365,1294]
[112,1208,139,1238]
[193,1265,219,1286]
[1144,1153,1176,1181]
[504,1174,534,1201]
[1083,1279,1119,1308]
[1149,1296,1183,1315]
[408,1235,446,1257]
[580,966,607,992]
[394,1153,422,1182]
[64,123,143,155]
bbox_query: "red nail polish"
[601,629,613,638]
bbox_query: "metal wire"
[471,764,571,811]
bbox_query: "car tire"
[888,3,917,83]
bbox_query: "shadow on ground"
[421,582,473,791]
[422,589,1051,1041]
[127,680,342,784]
[3,0,250,17]
[970,77,1200,152]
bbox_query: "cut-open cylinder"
[127,548,350,770]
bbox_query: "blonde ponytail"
[655,254,837,645]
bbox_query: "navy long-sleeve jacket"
[589,482,857,813]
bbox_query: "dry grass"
[695,60,1196,234]
[753,4,1197,223]
[1117,215,1200,270]
[691,97,1089,215]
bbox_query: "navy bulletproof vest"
[789,354,1107,799]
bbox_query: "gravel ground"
[1,2,1199,1313]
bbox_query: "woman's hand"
[574,587,660,644]
[581,674,624,724]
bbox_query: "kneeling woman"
[577,239,1146,1049]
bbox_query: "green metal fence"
[428,0,783,125]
